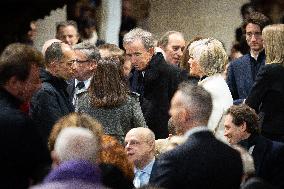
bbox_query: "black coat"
[30,69,74,145]
[0,88,50,188]
[239,134,284,188]
[246,63,284,141]
[149,130,243,189]
[129,53,186,139]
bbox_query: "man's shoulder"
[230,54,251,66]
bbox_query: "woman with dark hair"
[77,58,147,143]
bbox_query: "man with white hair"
[32,127,104,189]
[51,127,99,166]
[124,127,156,188]
[123,28,186,139]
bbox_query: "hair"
[56,20,79,36]
[48,113,103,153]
[232,145,255,180]
[73,41,101,62]
[123,28,155,50]
[242,11,271,33]
[54,127,99,163]
[178,82,213,125]
[262,24,284,65]
[101,135,134,180]
[77,17,97,39]
[188,38,228,77]
[98,43,125,59]
[157,31,184,48]
[225,104,260,134]
[180,36,204,71]
[0,43,44,86]
[240,3,255,18]
[44,42,64,64]
[90,58,129,107]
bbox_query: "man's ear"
[89,62,97,71]
[240,122,248,132]
[148,47,155,55]
[51,150,60,169]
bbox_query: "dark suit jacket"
[227,51,265,104]
[246,63,284,138]
[30,69,74,145]
[0,88,50,188]
[239,134,284,189]
[149,130,243,189]
[129,53,186,139]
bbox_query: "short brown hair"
[157,31,184,48]
[0,43,44,86]
[242,11,271,33]
[226,104,259,134]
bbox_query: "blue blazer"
[227,51,265,104]
[150,130,243,189]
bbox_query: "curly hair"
[262,24,284,65]
[90,58,129,107]
[242,11,271,33]
[101,135,134,180]
[188,38,228,77]
[225,104,260,134]
[48,112,103,155]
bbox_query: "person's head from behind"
[44,42,76,80]
[48,113,103,154]
[262,24,284,65]
[224,104,259,145]
[56,20,80,46]
[179,36,204,73]
[90,58,129,108]
[0,43,44,102]
[72,42,101,81]
[123,28,155,71]
[158,31,185,65]
[41,39,62,57]
[51,127,99,168]
[187,38,228,78]
[124,127,155,169]
[169,83,212,135]
[242,12,271,54]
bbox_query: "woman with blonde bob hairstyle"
[187,38,233,142]
[246,24,284,142]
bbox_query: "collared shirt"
[184,126,210,138]
[73,77,92,110]
[133,158,155,188]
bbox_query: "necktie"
[76,81,85,90]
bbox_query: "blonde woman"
[246,24,284,143]
[187,38,232,141]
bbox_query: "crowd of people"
[0,3,284,189]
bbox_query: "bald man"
[124,127,156,188]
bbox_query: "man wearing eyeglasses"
[30,41,76,145]
[227,12,271,104]
[68,42,101,111]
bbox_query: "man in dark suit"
[67,42,100,111]
[150,83,243,189]
[0,43,50,188]
[30,42,76,145]
[227,12,271,104]
[123,28,186,139]
[224,104,284,189]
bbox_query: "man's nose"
[177,48,183,56]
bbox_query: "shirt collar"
[75,77,92,90]
[134,158,155,175]
[184,126,210,138]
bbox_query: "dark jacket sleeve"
[30,90,65,143]
[246,66,269,113]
